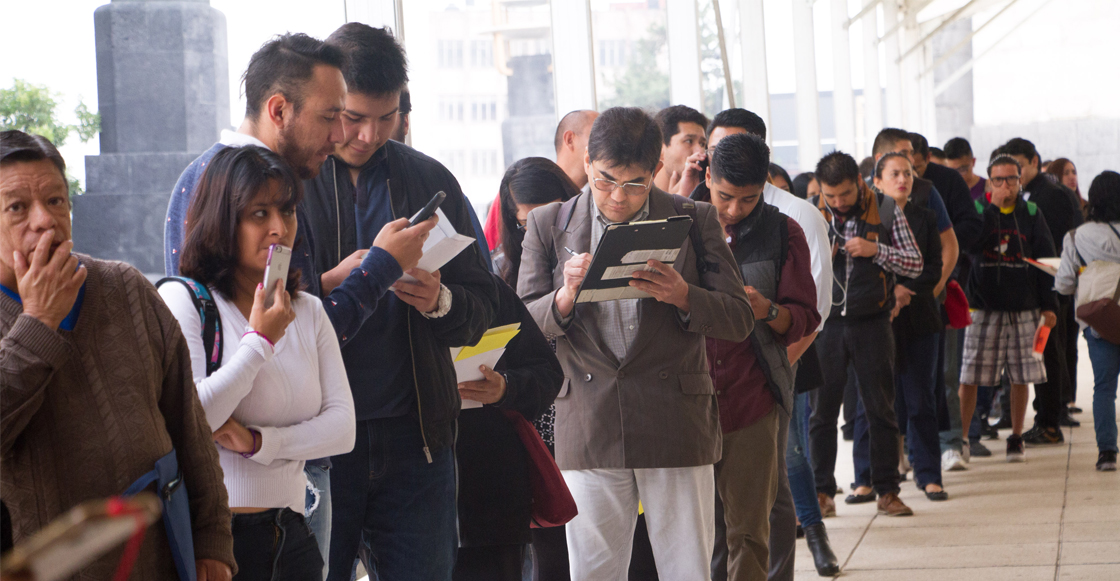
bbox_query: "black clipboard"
[575,215,694,303]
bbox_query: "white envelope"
[399,208,475,282]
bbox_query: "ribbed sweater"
[1,256,236,579]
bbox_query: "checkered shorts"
[960,309,1048,386]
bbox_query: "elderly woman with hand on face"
[0,130,236,580]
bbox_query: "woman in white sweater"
[159,145,355,580]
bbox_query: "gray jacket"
[517,189,753,470]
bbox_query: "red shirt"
[707,216,821,434]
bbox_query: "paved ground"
[796,337,1119,580]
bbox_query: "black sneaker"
[994,415,1013,430]
[1098,450,1118,472]
[969,440,993,457]
[1023,426,1064,446]
[1059,412,1081,427]
[1068,405,1083,414]
[981,422,1000,440]
[1006,435,1026,463]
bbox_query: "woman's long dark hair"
[498,157,579,288]
[768,163,793,192]
[1086,170,1120,223]
[180,145,304,298]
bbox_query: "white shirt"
[159,285,355,512]
[762,182,833,331]
[219,129,269,149]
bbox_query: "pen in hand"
[564,246,580,257]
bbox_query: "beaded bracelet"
[240,429,260,458]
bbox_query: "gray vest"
[731,202,795,413]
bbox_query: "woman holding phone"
[158,145,355,580]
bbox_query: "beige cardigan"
[1,256,235,579]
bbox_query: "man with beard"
[808,152,923,518]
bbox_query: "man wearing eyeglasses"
[959,155,1058,462]
[517,107,752,581]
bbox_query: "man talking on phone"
[301,24,497,581]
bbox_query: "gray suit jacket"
[517,189,753,470]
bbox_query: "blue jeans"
[327,416,457,581]
[232,508,323,581]
[305,463,331,580]
[1085,328,1120,453]
[939,329,965,453]
[787,392,823,527]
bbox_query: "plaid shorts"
[960,309,1048,386]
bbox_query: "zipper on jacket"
[390,177,434,464]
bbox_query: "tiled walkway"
[796,338,1119,580]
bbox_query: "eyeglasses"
[592,177,651,197]
[989,175,1021,187]
[515,219,528,232]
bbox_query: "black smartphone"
[409,191,447,226]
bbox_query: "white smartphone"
[263,244,292,308]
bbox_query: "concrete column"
[76,0,229,274]
[862,0,883,152]
[550,0,597,116]
[738,0,771,136]
[792,0,821,173]
[666,0,704,110]
[832,0,856,155]
[932,17,973,144]
[900,20,924,132]
[882,0,903,127]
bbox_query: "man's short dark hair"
[859,156,875,180]
[0,130,67,185]
[909,132,930,158]
[872,128,912,157]
[816,151,862,187]
[1086,170,1120,223]
[399,89,412,114]
[243,33,347,119]
[587,107,663,173]
[710,133,770,187]
[999,137,1040,165]
[654,105,709,146]
[930,147,945,159]
[326,23,409,97]
[942,137,973,160]
[707,108,767,139]
[987,154,1022,176]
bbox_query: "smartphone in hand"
[409,191,447,226]
[263,244,292,308]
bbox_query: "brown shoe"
[818,492,837,518]
[876,492,913,516]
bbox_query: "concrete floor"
[795,337,1119,580]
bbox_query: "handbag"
[1072,226,1120,344]
[944,280,972,329]
[500,409,578,528]
[122,449,196,581]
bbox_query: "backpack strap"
[156,276,223,377]
[1070,228,1087,267]
[1026,200,1038,216]
[671,195,719,278]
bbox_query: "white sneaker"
[942,449,967,472]
[961,443,971,464]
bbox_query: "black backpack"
[157,276,223,377]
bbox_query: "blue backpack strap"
[122,449,196,581]
[156,276,223,377]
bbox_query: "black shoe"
[1098,450,1118,472]
[796,524,805,539]
[981,421,1000,440]
[994,415,1013,430]
[924,488,949,501]
[969,440,992,457]
[1006,435,1026,463]
[841,426,854,441]
[1068,405,1083,414]
[844,490,876,504]
[1059,412,1081,427]
[1023,426,1064,446]
[803,523,841,576]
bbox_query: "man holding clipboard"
[517,107,753,581]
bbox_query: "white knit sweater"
[159,285,355,512]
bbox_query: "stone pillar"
[932,18,973,145]
[74,0,229,275]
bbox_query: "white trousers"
[563,465,716,581]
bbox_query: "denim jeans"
[1085,328,1120,453]
[232,508,324,581]
[787,392,822,527]
[305,463,331,580]
[327,416,457,581]
[939,328,965,453]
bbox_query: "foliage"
[601,24,671,110]
[0,79,101,195]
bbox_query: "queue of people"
[2,20,1119,581]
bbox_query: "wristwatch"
[762,300,780,323]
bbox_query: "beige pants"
[714,405,782,581]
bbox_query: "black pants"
[1033,296,1071,429]
[1064,297,1079,404]
[810,315,901,496]
[531,525,570,581]
[232,508,323,581]
[453,545,524,581]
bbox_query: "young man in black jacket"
[302,24,499,581]
[959,155,1058,463]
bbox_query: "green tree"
[601,24,671,110]
[1,79,101,195]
